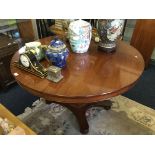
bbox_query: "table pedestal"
[46,100,112,134]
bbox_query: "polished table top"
[11,36,144,104]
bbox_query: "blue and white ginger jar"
[46,37,69,68]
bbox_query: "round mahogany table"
[10,36,144,134]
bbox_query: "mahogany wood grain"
[130,19,155,68]
[10,36,144,134]
[10,37,144,104]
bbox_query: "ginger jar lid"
[48,37,66,53]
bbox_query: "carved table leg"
[63,104,89,134]
[46,100,89,134]
[45,100,113,134]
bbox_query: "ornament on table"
[25,42,45,61]
[97,19,125,53]
[19,41,45,61]
[14,50,47,78]
[46,65,63,83]
[92,28,100,42]
[68,19,92,53]
[45,37,69,68]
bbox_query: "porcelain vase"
[46,37,69,68]
[97,19,124,53]
[68,20,92,53]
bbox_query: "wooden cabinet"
[0,35,19,89]
[17,19,35,43]
[130,19,155,68]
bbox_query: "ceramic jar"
[68,19,92,53]
[97,19,124,53]
[25,42,45,61]
[46,37,69,68]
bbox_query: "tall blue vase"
[46,37,69,68]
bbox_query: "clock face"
[20,54,30,68]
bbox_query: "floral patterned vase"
[46,37,69,68]
[68,19,92,53]
[97,19,124,53]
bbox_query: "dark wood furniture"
[0,35,19,89]
[10,36,144,134]
[17,20,35,43]
[130,19,155,68]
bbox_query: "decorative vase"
[97,19,124,53]
[45,37,69,68]
[68,19,92,53]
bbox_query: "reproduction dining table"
[10,36,144,134]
